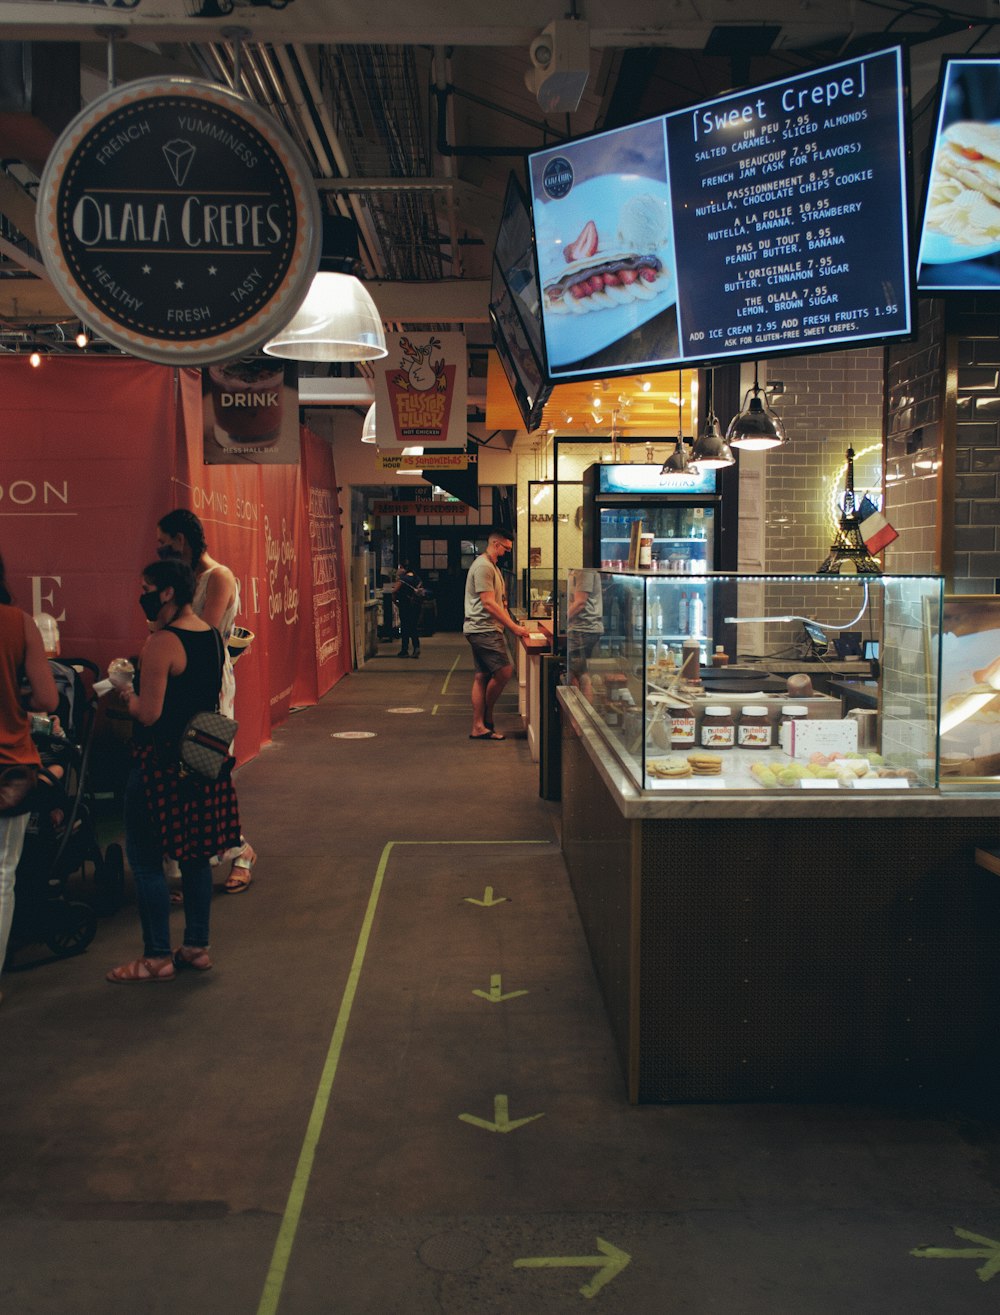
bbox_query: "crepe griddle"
[698,666,786,694]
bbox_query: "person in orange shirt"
[0,554,59,1001]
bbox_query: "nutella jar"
[738,704,771,748]
[700,705,734,749]
[780,704,809,724]
[670,710,696,749]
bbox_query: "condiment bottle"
[700,705,734,749]
[738,705,771,748]
[712,645,729,668]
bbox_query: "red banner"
[0,358,350,765]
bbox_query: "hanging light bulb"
[660,371,692,479]
[361,402,377,443]
[726,361,786,450]
[692,368,736,469]
[29,349,42,368]
[75,326,89,349]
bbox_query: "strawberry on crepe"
[544,194,670,316]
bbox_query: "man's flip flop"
[469,730,505,740]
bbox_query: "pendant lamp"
[726,361,785,450]
[263,271,387,362]
[263,214,387,363]
[361,402,377,443]
[660,372,693,479]
[691,369,735,469]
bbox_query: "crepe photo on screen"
[925,122,1000,246]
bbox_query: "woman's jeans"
[398,604,420,653]
[124,767,211,957]
[0,812,30,974]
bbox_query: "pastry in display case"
[566,571,946,792]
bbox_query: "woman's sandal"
[223,843,256,894]
[173,946,212,972]
[106,956,175,984]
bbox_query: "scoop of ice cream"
[617,194,669,253]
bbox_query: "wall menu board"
[528,47,912,382]
[916,58,1000,291]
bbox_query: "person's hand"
[515,623,532,639]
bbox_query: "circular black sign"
[37,78,321,365]
[542,156,574,200]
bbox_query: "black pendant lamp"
[726,361,786,451]
[660,372,693,479]
[691,369,735,469]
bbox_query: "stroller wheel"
[95,842,125,914]
[44,900,98,957]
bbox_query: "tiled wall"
[755,347,886,576]
[884,299,945,575]
[953,302,1000,595]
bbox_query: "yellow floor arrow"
[514,1237,631,1299]
[464,885,507,906]
[912,1227,1000,1281]
[458,1094,544,1134]
[472,973,529,1003]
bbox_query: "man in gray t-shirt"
[463,531,530,740]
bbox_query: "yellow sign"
[372,500,470,516]
[472,973,529,1003]
[513,1238,632,1299]
[463,886,508,906]
[458,1093,544,1134]
[912,1227,1000,1282]
[377,453,468,470]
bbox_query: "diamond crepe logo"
[37,78,321,365]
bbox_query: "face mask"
[157,545,181,560]
[139,591,163,622]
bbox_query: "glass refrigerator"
[581,462,732,661]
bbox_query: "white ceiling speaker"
[524,19,591,115]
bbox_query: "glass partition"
[568,571,947,793]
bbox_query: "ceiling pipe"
[288,42,388,280]
[431,47,463,279]
[433,84,532,157]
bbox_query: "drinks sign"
[37,77,321,365]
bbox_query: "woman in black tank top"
[106,560,241,984]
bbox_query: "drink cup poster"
[372,332,468,448]
[202,357,300,464]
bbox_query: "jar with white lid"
[700,705,734,749]
[738,705,772,748]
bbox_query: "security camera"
[524,18,590,115]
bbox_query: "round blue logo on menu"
[543,157,574,199]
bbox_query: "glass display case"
[566,571,947,792]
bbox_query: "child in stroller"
[6,660,125,966]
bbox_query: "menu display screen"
[528,47,912,381]
[490,258,549,431]
[491,173,551,431]
[916,58,1000,291]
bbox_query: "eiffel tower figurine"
[817,447,882,574]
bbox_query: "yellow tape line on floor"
[256,838,553,1315]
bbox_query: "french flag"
[860,511,898,554]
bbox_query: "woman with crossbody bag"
[107,558,241,984]
[0,553,59,1002]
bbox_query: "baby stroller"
[5,659,125,968]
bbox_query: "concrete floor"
[2,633,1000,1314]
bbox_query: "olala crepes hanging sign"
[37,78,321,365]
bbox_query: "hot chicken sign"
[37,78,320,365]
